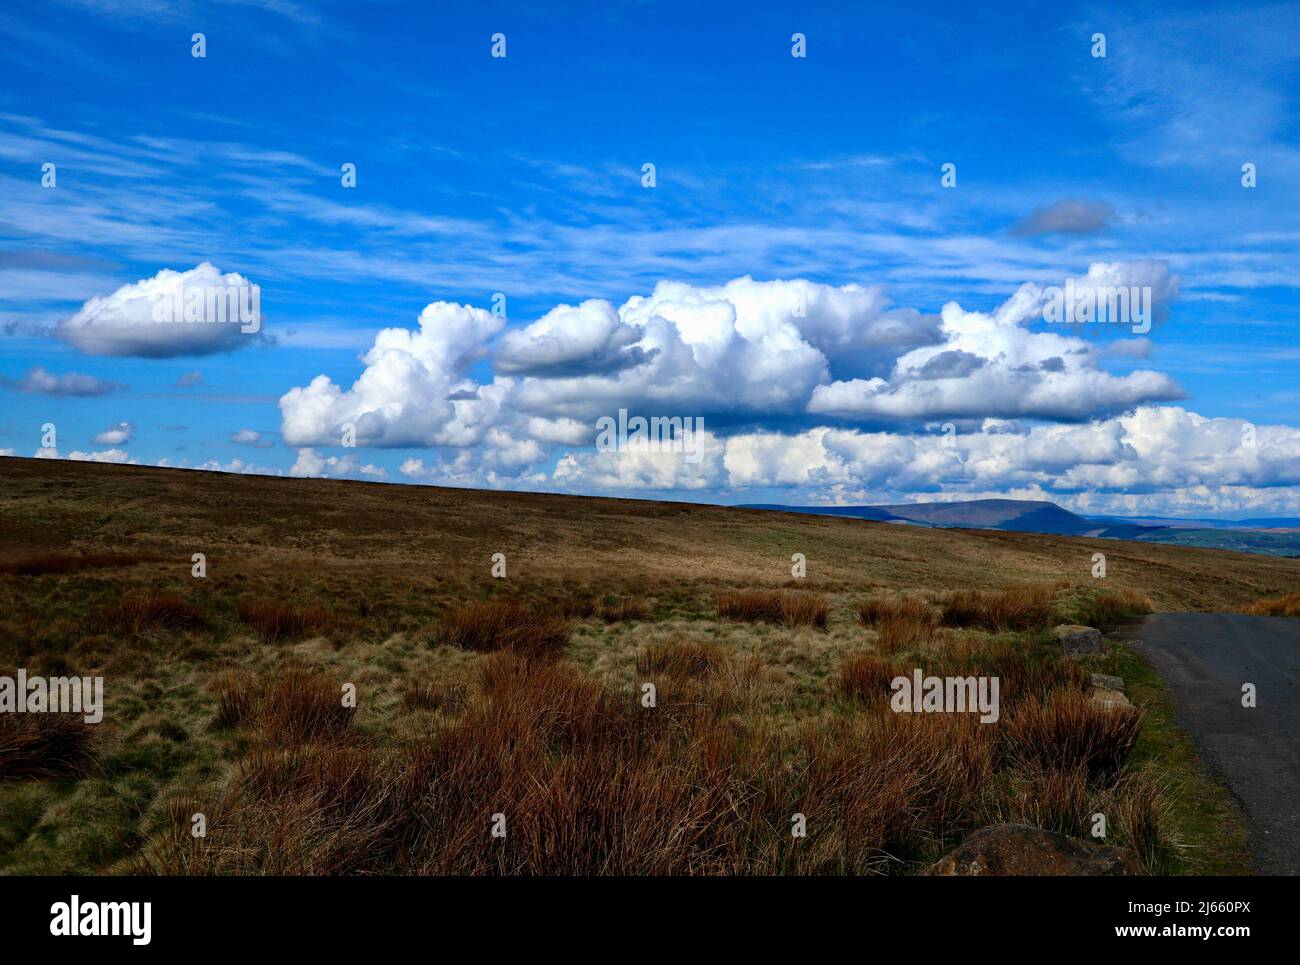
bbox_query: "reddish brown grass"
[716,590,829,629]
[599,599,654,623]
[839,652,899,702]
[260,667,356,744]
[796,712,999,871]
[0,713,97,781]
[996,765,1092,835]
[401,680,468,713]
[92,592,204,635]
[858,595,938,652]
[938,636,1087,708]
[636,641,727,678]
[237,599,336,642]
[558,595,598,619]
[210,671,258,730]
[1077,587,1156,627]
[938,583,1058,633]
[435,600,573,658]
[209,666,355,745]
[1005,690,1144,781]
[149,649,1166,875]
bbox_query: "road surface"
[1132,612,1300,875]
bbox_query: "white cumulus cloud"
[57,262,260,358]
[93,422,133,445]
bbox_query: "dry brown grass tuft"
[858,595,938,653]
[796,712,999,871]
[210,670,258,730]
[938,583,1058,633]
[996,765,1092,835]
[636,640,727,678]
[436,600,573,658]
[402,680,468,713]
[0,713,97,782]
[1243,592,1300,618]
[0,551,157,576]
[938,636,1087,708]
[716,590,829,629]
[208,666,354,745]
[1077,587,1156,627]
[91,592,204,635]
[260,667,356,744]
[557,594,598,619]
[1005,690,1144,781]
[599,599,654,623]
[839,652,899,702]
[237,599,337,642]
[1109,765,1178,871]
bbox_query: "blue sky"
[1,0,1297,516]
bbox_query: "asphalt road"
[1132,613,1300,875]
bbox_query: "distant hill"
[1087,514,1300,530]
[741,504,904,523]
[739,499,1300,558]
[1235,518,1300,529]
[742,498,1099,535]
[875,499,1096,535]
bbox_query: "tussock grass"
[995,765,1093,835]
[1075,587,1155,627]
[0,713,97,782]
[210,671,258,730]
[636,640,727,678]
[937,635,1087,708]
[938,583,1058,633]
[237,599,337,642]
[402,680,469,713]
[1243,592,1300,618]
[716,590,828,629]
[1005,690,1144,781]
[599,599,653,623]
[1109,766,1179,872]
[839,652,898,702]
[91,593,204,635]
[209,666,354,745]
[435,600,572,658]
[857,595,937,652]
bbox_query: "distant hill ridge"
[742,498,1098,535]
[739,499,1300,553]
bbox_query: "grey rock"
[1053,624,1104,657]
[1091,672,1125,692]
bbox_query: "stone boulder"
[1053,624,1104,657]
[1090,688,1135,712]
[1091,672,1125,692]
[924,823,1142,876]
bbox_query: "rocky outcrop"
[924,823,1142,876]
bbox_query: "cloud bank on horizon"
[1,0,1297,517]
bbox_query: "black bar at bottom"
[0,874,1279,950]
